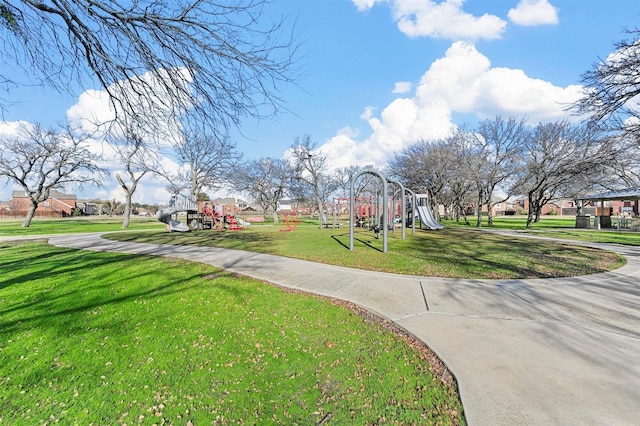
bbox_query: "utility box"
[575,215,591,228]
[599,216,612,229]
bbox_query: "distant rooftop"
[11,189,77,199]
[576,188,640,201]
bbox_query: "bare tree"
[233,157,291,223]
[472,116,527,226]
[389,135,476,222]
[0,123,105,226]
[0,0,297,129]
[111,130,158,228]
[511,121,611,228]
[289,135,337,225]
[604,133,640,188]
[438,133,476,224]
[333,165,376,198]
[572,28,640,139]
[388,140,437,193]
[171,130,242,198]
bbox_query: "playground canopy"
[574,188,640,229]
[575,188,640,202]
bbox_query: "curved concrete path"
[9,232,639,425]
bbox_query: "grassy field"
[106,220,626,279]
[1,213,637,424]
[444,216,640,246]
[0,240,463,424]
[0,216,164,235]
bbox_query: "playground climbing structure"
[156,196,245,232]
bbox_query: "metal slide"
[155,206,191,232]
[155,195,199,232]
[235,217,251,228]
[416,204,443,230]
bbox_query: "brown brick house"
[1,189,77,218]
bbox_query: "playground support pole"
[383,182,388,251]
[349,192,354,249]
[388,179,406,240]
[350,170,388,252]
[406,188,416,235]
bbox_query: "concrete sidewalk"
[34,233,640,425]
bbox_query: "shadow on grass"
[0,241,237,336]
[403,228,621,278]
[107,228,280,252]
[330,231,387,253]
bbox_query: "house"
[212,197,254,216]
[76,200,100,215]
[276,199,293,212]
[4,189,77,218]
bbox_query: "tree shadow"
[331,231,386,253]
[0,242,228,337]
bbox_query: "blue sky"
[2,0,640,204]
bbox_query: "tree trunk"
[317,198,327,225]
[22,203,37,227]
[271,211,279,224]
[487,200,494,227]
[526,211,534,228]
[476,191,483,227]
[534,206,542,223]
[431,196,440,221]
[456,201,470,225]
[122,193,133,229]
[526,196,537,228]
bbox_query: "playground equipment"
[156,196,246,232]
[224,214,243,231]
[348,171,442,252]
[332,196,379,229]
[415,194,443,230]
[155,195,198,232]
[349,170,389,252]
[199,201,224,230]
[280,212,300,232]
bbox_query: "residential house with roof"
[1,189,77,218]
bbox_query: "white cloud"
[352,0,383,12]
[508,0,559,26]
[336,126,361,139]
[360,106,377,120]
[60,68,196,204]
[66,68,190,146]
[0,120,33,137]
[389,0,506,40]
[392,81,413,94]
[473,68,582,119]
[66,89,115,135]
[318,41,583,171]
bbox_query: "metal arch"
[405,187,416,235]
[350,169,388,252]
[388,179,407,240]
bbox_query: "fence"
[0,210,71,219]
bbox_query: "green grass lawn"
[2,213,637,424]
[0,216,165,235]
[0,240,463,424]
[106,223,626,279]
[443,215,640,246]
